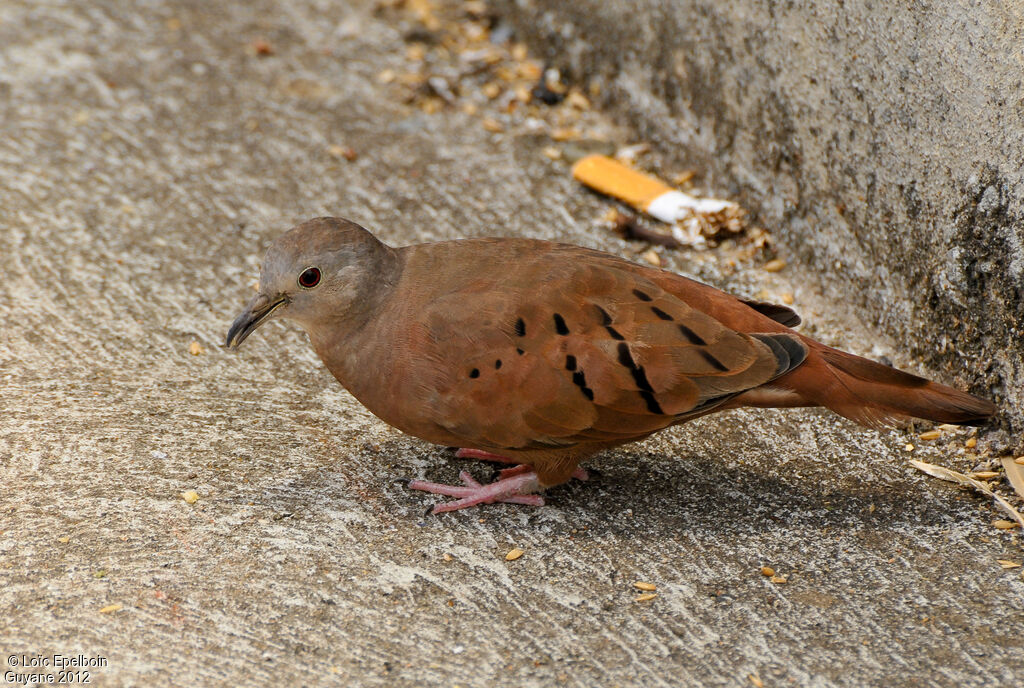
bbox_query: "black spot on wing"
[595,305,612,325]
[606,326,625,341]
[633,289,653,302]
[469,368,480,378]
[515,318,526,336]
[571,369,595,401]
[616,342,665,414]
[698,350,729,372]
[565,355,577,371]
[678,323,707,346]
[553,313,569,335]
[651,306,673,321]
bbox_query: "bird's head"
[225,217,394,349]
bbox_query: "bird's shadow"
[286,435,976,541]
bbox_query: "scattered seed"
[565,90,591,110]
[641,249,661,266]
[250,39,274,56]
[505,548,524,561]
[769,574,788,584]
[188,340,203,356]
[541,146,562,160]
[671,170,696,186]
[1016,456,1024,465]
[760,566,775,577]
[481,117,504,133]
[635,593,657,602]
[549,127,581,142]
[997,560,1021,569]
[971,471,1000,480]
[377,69,397,83]
[965,438,978,449]
[904,443,915,452]
[763,259,786,272]
[993,520,1019,530]
[99,603,122,614]
[633,581,656,591]
[57,536,70,543]
[481,82,502,99]
[181,490,199,504]
[749,675,765,688]
[918,429,941,441]
[781,292,794,305]
[938,423,960,431]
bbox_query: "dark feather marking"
[606,326,625,341]
[616,343,664,414]
[494,359,502,369]
[571,370,595,401]
[565,354,577,371]
[595,305,612,325]
[515,318,526,336]
[516,348,524,355]
[553,313,569,335]
[698,349,729,372]
[651,306,673,321]
[678,323,707,345]
[633,289,653,302]
[469,368,480,378]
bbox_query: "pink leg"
[455,448,590,481]
[408,470,544,514]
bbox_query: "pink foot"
[408,470,544,514]
[455,448,590,481]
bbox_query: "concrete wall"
[494,0,1024,443]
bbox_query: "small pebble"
[904,443,915,452]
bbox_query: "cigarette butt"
[571,154,732,224]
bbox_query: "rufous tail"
[780,341,996,428]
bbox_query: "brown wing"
[416,257,805,451]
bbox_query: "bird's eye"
[297,267,321,289]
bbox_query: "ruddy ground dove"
[226,218,995,513]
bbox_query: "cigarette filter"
[571,154,732,224]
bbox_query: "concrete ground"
[1,1,1021,686]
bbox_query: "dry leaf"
[911,460,1024,529]
[1001,456,1024,502]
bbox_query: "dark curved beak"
[225,293,287,349]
